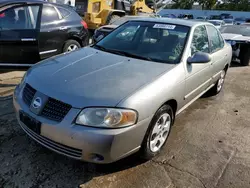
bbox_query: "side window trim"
[54,6,62,20]
[27,4,42,29]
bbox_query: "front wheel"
[140,105,174,160]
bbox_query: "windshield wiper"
[110,50,153,61]
[94,45,153,61]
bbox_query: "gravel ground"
[1,62,250,188]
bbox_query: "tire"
[63,40,81,53]
[140,105,174,160]
[205,68,227,97]
[107,15,120,25]
[240,49,250,66]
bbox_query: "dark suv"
[0,0,89,67]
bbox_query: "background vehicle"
[220,25,250,66]
[209,15,222,20]
[208,20,225,29]
[81,0,160,31]
[178,14,194,19]
[223,18,234,25]
[234,17,246,25]
[161,13,176,18]
[93,15,154,42]
[0,0,89,67]
[195,16,208,21]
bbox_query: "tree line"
[165,0,250,11]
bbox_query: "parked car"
[14,18,232,164]
[161,14,176,18]
[223,19,234,25]
[220,24,250,66]
[234,17,246,25]
[195,16,208,21]
[208,20,225,29]
[0,0,89,67]
[209,15,222,20]
[93,15,151,43]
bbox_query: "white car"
[208,20,225,29]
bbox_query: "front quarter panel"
[117,63,186,122]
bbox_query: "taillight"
[0,13,5,18]
[81,20,88,29]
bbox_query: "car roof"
[131,17,208,27]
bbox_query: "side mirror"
[187,51,211,64]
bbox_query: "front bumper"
[13,86,151,164]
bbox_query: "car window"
[191,25,209,55]
[41,5,59,24]
[0,5,39,30]
[206,25,223,53]
[57,7,70,18]
[95,21,190,64]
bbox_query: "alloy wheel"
[149,113,171,152]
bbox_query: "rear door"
[38,4,67,59]
[206,25,228,83]
[0,4,41,66]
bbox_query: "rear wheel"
[141,105,173,160]
[63,40,81,53]
[107,15,120,25]
[206,68,227,96]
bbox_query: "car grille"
[21,122,82,159]
[23,83,36,106]
[41,98,72,122]
[22,84,72,122]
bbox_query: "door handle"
[59,26,67,30]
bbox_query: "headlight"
[76,108,137,128]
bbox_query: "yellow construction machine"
[80,0,157,31]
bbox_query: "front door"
[38,4,66,59]
[184,25,212,104]
[0,4,41,66]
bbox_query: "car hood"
[222,33,250,41]
[26,47,175,108]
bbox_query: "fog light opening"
[91,153,104,162]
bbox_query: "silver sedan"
[13,18,232,164]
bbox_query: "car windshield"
[208,21,221,26]
[93,21,190,64]
[220,25,250,36]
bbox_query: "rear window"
[41,5,59,24]
[57,7,71,18]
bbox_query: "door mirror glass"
[187,51,211,64]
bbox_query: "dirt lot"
[1,63,250,188]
